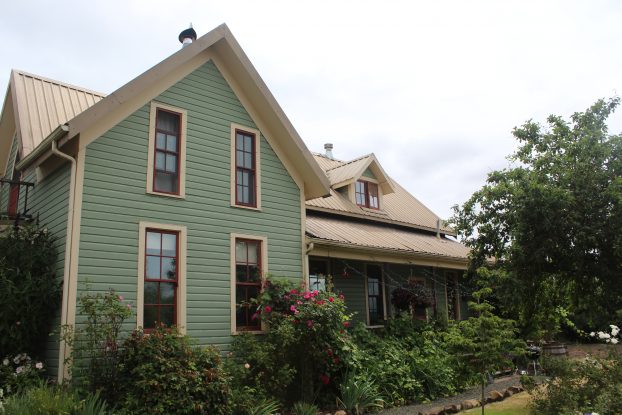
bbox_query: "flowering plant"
[0,352,45,396]
[253,279,354,401]
[590,324,620,345]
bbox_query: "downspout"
[49,125,76,383]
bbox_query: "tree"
[447,269,525,415]
[451,98,622,338]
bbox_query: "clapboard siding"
[77,60,302,350]
[20,163,70,379]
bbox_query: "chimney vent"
[324,143,334,159]
[178,24,197,47]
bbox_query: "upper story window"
[231,124,261,209]
[235,130,256,206]
[355,180,379,209]
[147,102,187,198]
[154,110,180,194]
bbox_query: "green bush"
[1,383,107,415]
[349,318,461,406]
[116,325,231,415]
[0,225,60,357]
[337,371,384,415]
[0,353,46,396]
[252,279,354,404]
[63,288,132,401]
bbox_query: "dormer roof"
[325,153,395,194]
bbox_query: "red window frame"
[143,229,179,330]
[153,109,181,195]
[235,238,262,331]
[355,180,380,209]
[234,130,257,207]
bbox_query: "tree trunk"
[481,381,485,415]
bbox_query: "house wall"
[76,60,302,351]
[0,133,19,212]
[20,163,71,378]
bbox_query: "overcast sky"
[1,0,621,219]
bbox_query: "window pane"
[160,306,174,327]
[154,172,177,193]
[156,133,166,150]
[157,110,179,132]
[236,133,244,151]
[355,181,365,193]
[146,232,161,255]
[166,154,177,173]
[247,242,258,263]
[236,241,247,262]
[236,265,248,282]
[356,193,365,205]
[309,275,326,291]
[236,306,247,327]
[166,135,177,152]
[143,306,157,329]
[236,150,244,168]
[160,282,175,305]
[162,258,176,280]
[237,185,246,204]
[244,153,252,169]
[244,135,252,152]
[144,282,158,304]
[248,266,261,282]
[155,151,165,170]
[162,233,177,256]
[236,285,247,306]
[146,256,161,278]
[246,285,259,302]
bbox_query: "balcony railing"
[0,178,36,227]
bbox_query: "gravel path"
[380,374,522,415]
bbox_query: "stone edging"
[417,385,525,415]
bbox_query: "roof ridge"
[324,153,372,172]
[12,69,107,98]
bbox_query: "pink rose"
[264,305,272,313]
[329,297,334,302]
[307,320,313,328]
[290,305,297,312]
[118,295,124,301]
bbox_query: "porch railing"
[0,178,36,227]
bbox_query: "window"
[231,124,261,209]
[366,264,385,325]
[235,130,256,206]
[309,258,329,291]
[146,102,187,198]
[355,180,379,209]
[234,238,263,331]
[143,229,178,329]
[154,110,180,194]
[137,222,187,332]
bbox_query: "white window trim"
[230,123,261,210]
[137,221,187,333]
[364,264,387,328]
[230,232,268,334]
[146,101,187,198]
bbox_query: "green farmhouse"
[0,24,469,381]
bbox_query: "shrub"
[0,353,46,396]
[62,288,132,402]
[337,371,384,415]
[116,325,231,415]
[254,279,354,403]
[390,278,435,314]
[349,319,461,406]
[0,225,60,357]
[1,383,107,415]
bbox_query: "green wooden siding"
[77,60,302,350]
[20,163,71,378]
[0,133,19,212]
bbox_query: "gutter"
[16,124,70,171]
[40,125,77,383]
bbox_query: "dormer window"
[355,180,379,209]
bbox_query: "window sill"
[146,190,186,199]
[366,325,385,329]
[231,203,261,212]
[232,329,265,335]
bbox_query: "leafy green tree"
[451,98,622,338]
[447,269,525,415]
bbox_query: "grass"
[461,391,531,415]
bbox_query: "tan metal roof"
[308,153,455,235]
[306,215,469,262]
[11,70,105,155]
[325,154,372,186]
